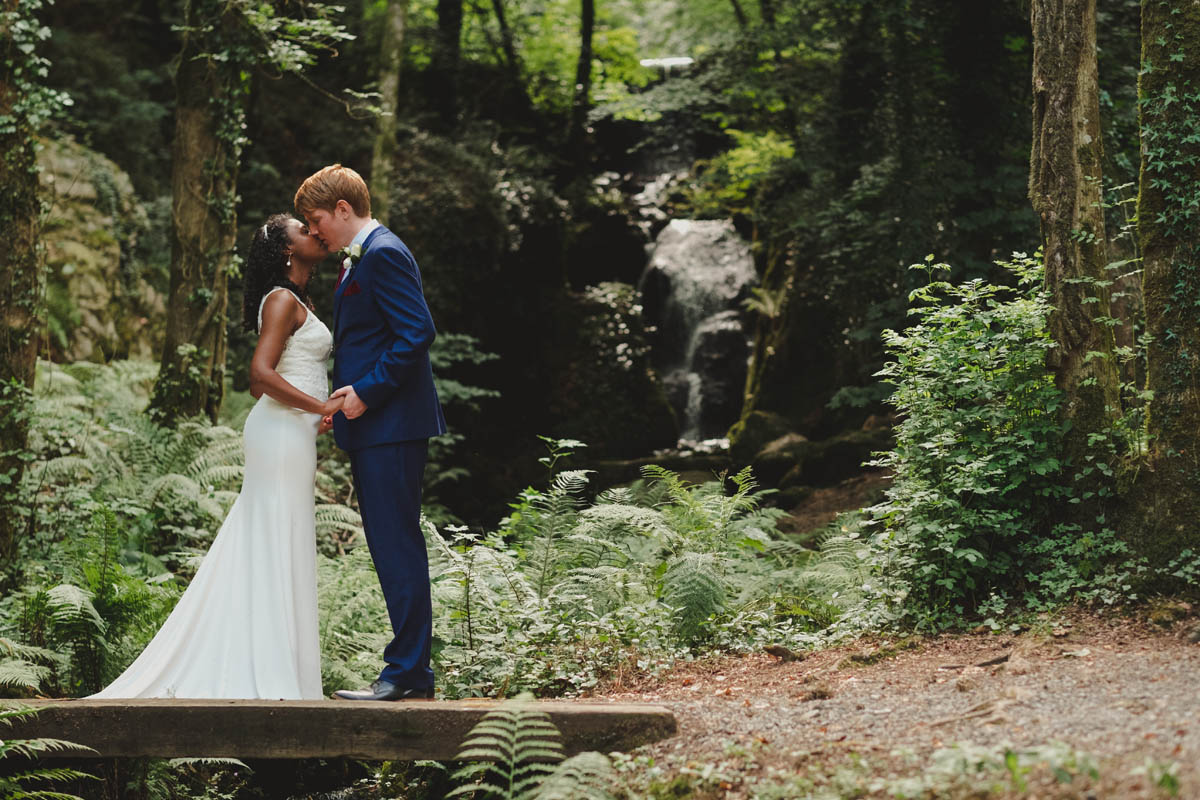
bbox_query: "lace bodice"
[257,287,332,402]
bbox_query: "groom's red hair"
[294,164,372,218]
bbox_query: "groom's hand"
[331,385,368,419]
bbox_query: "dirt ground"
[590,608,1200,798]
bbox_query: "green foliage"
[865,254,1064,624]
[859,253,1150,629]
[687,130,795,218]
[13,505,180,695]
[448,693,615,800]
[0,705,94,800]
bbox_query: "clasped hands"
[317,385,367,434]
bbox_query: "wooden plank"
[3,699,677,761]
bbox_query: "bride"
[89,214,341,700]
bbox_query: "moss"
[837,636,922,668]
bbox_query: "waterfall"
[638,219,757,448]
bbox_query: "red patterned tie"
[336,263,346,288]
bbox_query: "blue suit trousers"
[349,439,434,690]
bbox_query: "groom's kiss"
[296,164,446,701]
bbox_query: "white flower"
[349,243,363,260]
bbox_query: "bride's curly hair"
[242,213,313,332]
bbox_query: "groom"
[295,164,446,701]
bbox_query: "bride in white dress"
[89,214,342,700]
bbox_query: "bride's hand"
[319,396,345,417]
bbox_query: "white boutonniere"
[339,242,363,272]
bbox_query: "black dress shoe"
[332,679,434,701]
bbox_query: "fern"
[519,470,591,597]
[315,503,365,555]
[529,752,616,800]
[0,638,63,694]
[662,552,726,641]
[0,705,95,799]
[448,694,565,800]
[447,695,616,800]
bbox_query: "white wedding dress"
[89,288,331,700]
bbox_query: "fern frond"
[450,694,565,799]
[315,503,364,542]
[29,456,95,485]
[0,660,51,690]
[44,584,106,634]
[662,552,725,640]
[530,752,615,800]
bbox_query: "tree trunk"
[0,0,45,569]
[729,0,748,29]
[432,0,462,131]
[1029,0,1120,473]
[147,2,240,425]
[491,0,520,75]
[1130,0,1200,564]
[566,0,594,159]
[371,0,408,224]
[759,0,776,27]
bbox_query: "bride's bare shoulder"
[260,289,305,333]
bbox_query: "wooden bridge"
[5,698,677,761]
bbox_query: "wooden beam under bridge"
[4,699,677,761]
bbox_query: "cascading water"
[638,219,757,447]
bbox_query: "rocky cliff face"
[39,137,165,363]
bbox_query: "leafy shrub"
[862,253,1130,628]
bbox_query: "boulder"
[752,432,810,485]
[39,137,165,362]
[728,409,794,465]
[749,427,894,489]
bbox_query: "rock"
[763,644,804,663]
[639,220,756,443]
[778,464,806,489]
[747,427,893,488]
[772,485,814,509]
[1148,600,1194,628]
[955,667,985,692]
[728,410,794,466]
[801,429,892,485]
[753,433,810,484]
[38,136,165,362]
[588,452,730,489]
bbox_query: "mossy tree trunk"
[147,0,242,426]
[1130,0,1200,564]
[758,0,775,28]
[1029,0,1120,476]
[0,0,54,572]
[0,10,43,570]
[432,0,462,132]
[728,0,748,29]
[566,0,594,160]
[371,0,408,223]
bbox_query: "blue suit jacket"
[332,225,447,451]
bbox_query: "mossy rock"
[752,432,810,485]
[750,427,894,488]
[728,409,795,466]
[38,136,165,362]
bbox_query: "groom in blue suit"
[296,164,446,701]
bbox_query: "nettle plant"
[865,254,1070,628]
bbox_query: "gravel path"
[592,610,1200,797]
